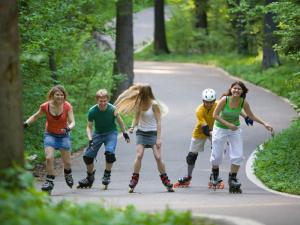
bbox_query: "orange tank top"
[40,101,72,134]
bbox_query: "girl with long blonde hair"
[115,83,174,192]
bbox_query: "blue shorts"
[83,130,118,159]
[44,132,71,150]
[136,129,157,148]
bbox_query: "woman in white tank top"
[115,83,174,192]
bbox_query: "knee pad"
[186,152,198,166]
[105,151,116,163]
[83,156,94,165]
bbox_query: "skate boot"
[77,170,95,188]
[102,170,111,190]
[41,175,55,194]
[160,173,175,192]
[208,168,224,191]
[64,169,73,188]
[173,175,192,188]
[228,173,242,194]
[128,173,139,193]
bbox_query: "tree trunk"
[49,50,58,84]
[0,1,24,170]
[262,0,280,69]
[194,0,208,34]
[154,0,170,54]
[112,0,134,102]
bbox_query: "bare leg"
[133,144,145,173]
[86,163,95,173]
[230,164,240,173]
[60,149,71,170]
[152,144,166,174]
[105,162,113,171]
[44,147,55,175]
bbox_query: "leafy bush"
[167,2,197,53]
[167,0,235,54]
[269,1,300,62]
[19,0,121,162]
[0,169,213,225]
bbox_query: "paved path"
[39,7,300,225]
[48,61,299,225]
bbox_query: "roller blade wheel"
[129,187,135,193]
[77,183,92,189]
[77,178,93,189]
[208,180,225,191]
[166,186,175,192]
[41,189,52,195]
[229,186,242,194]
[102,184,109,190]
[173,181,191,188]
[77,171,95,189]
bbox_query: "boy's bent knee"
[105,151,116,163]
[83,156,94,165]
[186,152,198,166]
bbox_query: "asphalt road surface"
[45,61,299,225]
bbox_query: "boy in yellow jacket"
[174,88,217,188]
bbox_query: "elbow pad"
[202,125,210,137]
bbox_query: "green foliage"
[226,0,300,61]
[19,0,120,162]
[0,169,213,225]
[268,1,300,61]
[133,0,153,12]
[0,193,213,225]
[254,118,300,195]
[227,0,264,55]
[0,166,34,191]
[167,0,235,54]
[167,1,196,53]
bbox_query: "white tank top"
[138,103,157,131]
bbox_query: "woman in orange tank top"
[24,85,75,194]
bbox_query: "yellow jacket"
[192,101,217,139]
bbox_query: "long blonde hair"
[114,83,155,114]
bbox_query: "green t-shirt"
[87,103,117,134]
[215,96,244,129]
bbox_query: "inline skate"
[77,170,95,188]
[228,173,242,193]
[64,169,73,188]
[160,173,175,192]
[173,175,192,188]
[102,170,111,190]
[128,173,139,193]
[208,168,224,191]
[41,175,55,194]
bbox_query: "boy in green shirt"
[77,89,130,189]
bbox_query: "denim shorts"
[84,130,118,159]
[44,132,71,150]
[136,129,157,148]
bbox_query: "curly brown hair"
[47,85,67,100]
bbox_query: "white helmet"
[202,88,216,102]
